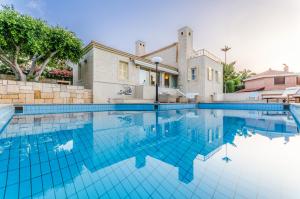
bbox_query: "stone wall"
[1,112,92,138]
[0,80,92,104]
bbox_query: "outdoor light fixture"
[151,57,163,103]
[151,56,163,64]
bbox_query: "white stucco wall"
[187,56,223,102]
[92,47,140,103]
[75,49,94,89]
[144,44,178,68]
[202,56,223,102]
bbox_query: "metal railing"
[191,49,222,63]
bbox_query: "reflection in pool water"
[0,109,299,198]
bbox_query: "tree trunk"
[33,51,57,81]
[13,46,27,82]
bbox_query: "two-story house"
[73,26,223,103]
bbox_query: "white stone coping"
[0,104,14,132]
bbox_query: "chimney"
[135,40,146,56]
[283,64,289,72]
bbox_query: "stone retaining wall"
[1,112,92,138]
[0,80,92,104]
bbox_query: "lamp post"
[151,57,163,103]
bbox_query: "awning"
[133,60,179,75]
[236,87,265,93]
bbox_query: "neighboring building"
[242,65,300,92]
[73,26,223,103]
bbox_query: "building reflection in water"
[0,109,299,196]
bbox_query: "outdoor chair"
[158,93,177,103]
[261,87,300,103]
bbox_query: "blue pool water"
[0,109,300,199]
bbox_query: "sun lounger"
[262,87,300,103]
[158,93,177,103]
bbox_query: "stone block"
[84,91,92,98]
[17,81,26,86]
[77,93,84,98]
[20,85,33,90]
[0,99,12,104]
[60,92,70,98]
[42,83,52,88]
[44,99,53,103]
[2,94,18,99]
[41,92,54,99]
[34,99,45,104]
[66,98,73,103]
[33,83,42,90]
[25,98,34,104]
[19,94,26,99]
[60,85,67,92]
[67,85,77,90]
[7,80,17,85]
[53,98,64,104]
[26,82,33,86]
[7,85,19,93]
[70,93,77,98]
[13,98,25,104]
[75,89,84,94]
[20,89,34,94]
[53,87,60,92]
[73,98,84,104]
[84,98,92,103]
[2,80,7,85]
[0,86,7,94]
[53,92,60,99]
[41,86,53,92]
[34,90,41,99]
[26,93,34,99]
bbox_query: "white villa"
[73,26,223,103]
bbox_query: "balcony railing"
[191,49,222,63]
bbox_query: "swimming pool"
[0,105,300,198]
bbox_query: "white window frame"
[118,61,129,80]
[191,68,196,80]
[215,70,219,83]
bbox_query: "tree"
[0,6,83,81]
[223,61,238,93]
[223,62,255,93]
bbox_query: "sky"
[2,0,300,73]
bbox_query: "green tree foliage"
[0,6,83,81]
[223,62,256,93]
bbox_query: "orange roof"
[244,68,298,81]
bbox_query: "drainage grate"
[15,106,23,114]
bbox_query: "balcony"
[190,49,222,63]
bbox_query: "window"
[215,71,219,83]
[274,76,285,85]
[118,61,129,80]
[297,76,300,85]
[208,67,213,81]
[150,72,158,86]
[164,73,170,87]
[170,75,178,88]
[191,68,196,80]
